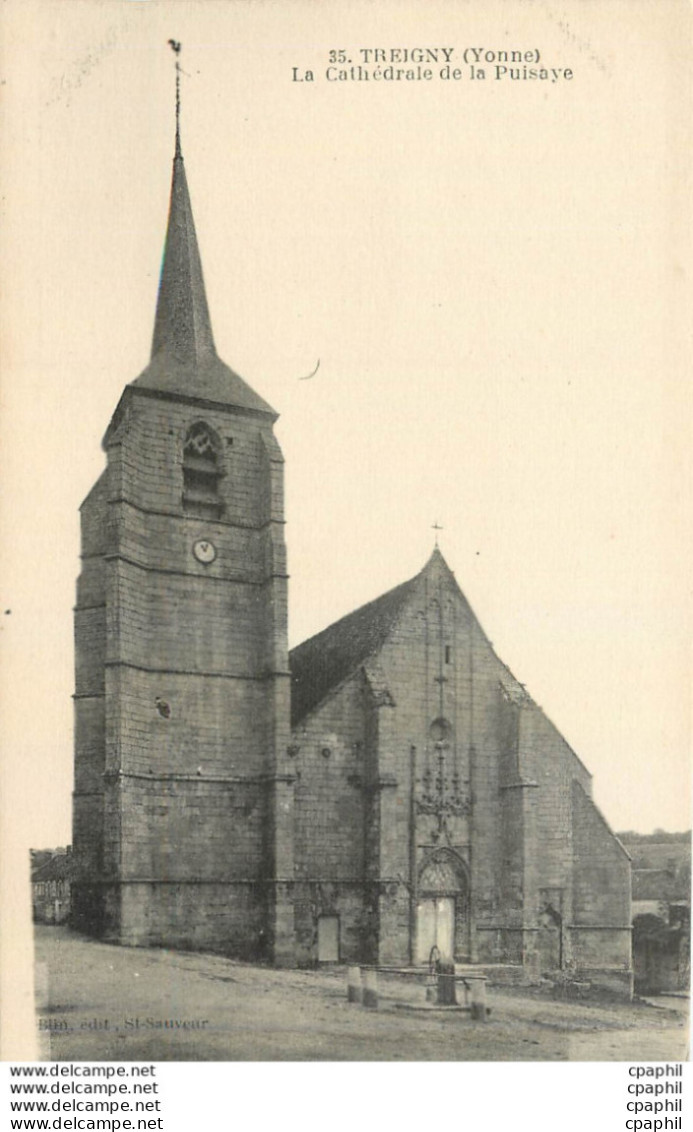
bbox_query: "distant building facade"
[619,832,690,995]
[31,848,72,925]
[71,132,633,995]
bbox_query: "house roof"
[632,868,689,903]
[618,836,691,874]
[30,850,54,873]
[31,853,72,883]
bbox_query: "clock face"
[192,538,217,564]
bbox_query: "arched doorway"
[415,850,469,964]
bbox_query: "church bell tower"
[72,67,295,963]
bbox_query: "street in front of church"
[34,927,687,1063]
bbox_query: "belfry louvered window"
[182,422,224,518]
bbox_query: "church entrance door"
[415,897,455,964]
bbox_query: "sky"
[1,0,690,850]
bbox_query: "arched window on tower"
[182,422,224,518]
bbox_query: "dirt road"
[34,927,688,1062]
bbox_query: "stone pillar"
[469,978,487,1021]
[347,967,362,1003]
[362,968,378,1009]
[267,774,296,965]
[373,696,409,966]
[520,781,541,977]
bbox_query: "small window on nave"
[182,422,224,518]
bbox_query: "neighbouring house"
[31,847,72,925]
[618,831,691,995]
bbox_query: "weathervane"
[168,39,182,155]
[432,521,444,547]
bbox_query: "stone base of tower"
[73,881,278,961]
[70,884,108,939]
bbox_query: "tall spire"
[128,44,277,421]
[151,42,215,364]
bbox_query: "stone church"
[72,130,633,995]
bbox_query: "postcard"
[0,0,689,1119]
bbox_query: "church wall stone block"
[73,699,105,795]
